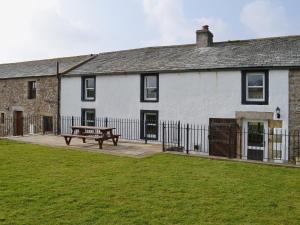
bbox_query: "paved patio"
[6,135,162,158]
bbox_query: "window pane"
[248,122,264,147]
[145,76,157,88]
[248,74,263,86]
[248,87,263,99]
[86,78,95,88]
[146,125,157,136]
[86,112,94,121]
[86,89,95,98]
[146,114,157,123]
[28,81,36,99]
[146,88,157,99]
[144,113,158,138]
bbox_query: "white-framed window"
[246,73,265,101]
[82,77,95,101]
[242,71,268,105]
[141,74,158,102]
[82,109,95,126]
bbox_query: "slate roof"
[0,54,95,79]
[65,35,300,76]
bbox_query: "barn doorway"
[209,118,238,158]
[13,111,23,136]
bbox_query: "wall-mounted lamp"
[276,107,280,119]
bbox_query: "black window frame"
[241,70,269,105]
[81,108,96,126]
[28,81,36,99]
[81,76,96,101]
[140,110,159,140]
[140,73,159,102]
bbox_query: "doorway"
[244,120,268,161]
[14,111,23,136]
[209,118,238,158]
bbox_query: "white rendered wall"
[61,70,289,129]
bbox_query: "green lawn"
[0,140,299,225]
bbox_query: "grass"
[0,140,299,225]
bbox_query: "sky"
[0,0,299,63]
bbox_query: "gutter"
[56,62,61,135]
[64,65,300,77]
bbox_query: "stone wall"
[289,70,300,131]
[0,76,58,117]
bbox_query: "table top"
[71,126,115,131]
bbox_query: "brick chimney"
[196,25,213,47]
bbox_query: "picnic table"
[62,126,121,149]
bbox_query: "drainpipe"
[56,61,61,135]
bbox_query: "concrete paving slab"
[5,135,161,158]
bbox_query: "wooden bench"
[62,134,121,149]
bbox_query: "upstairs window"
[242,71,269,105]
[82,76,95,101]
[28,81,36,99]
[141,74,159,102]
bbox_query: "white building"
[60,26,300,163]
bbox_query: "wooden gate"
[14,111,23,136]
[209,118,238,158]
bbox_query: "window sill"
[242,101,268,105]
[81,99,96,102]
[141,99,159,103]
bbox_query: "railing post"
[105,117,108,127]
[186,123,189,154]
[162,122,165,152]
[145,119,148,144]
[71,116,74,126]
[177,120,181,147]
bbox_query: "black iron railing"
[0,115,58,137]
[1,115,300,164]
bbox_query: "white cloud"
[142,0,193,45]
[0,0,100,63]
[240,0,292,37]
[197,18,231,41]
[142,0,231,45]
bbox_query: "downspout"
[56,61,61,135]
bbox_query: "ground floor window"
[140,110,159,140]
[0,113,4,124]
[81,109,96,126]
[43,116,53,133]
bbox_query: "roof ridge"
[97,43,196,55]
[215,34,300,45]
[0,54,96,66]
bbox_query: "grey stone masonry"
[289,70,300,131]
[0,76,58,117]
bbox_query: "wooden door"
[14,111,23,136]
[209,118,238,158]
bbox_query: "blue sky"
[0,0,299,63]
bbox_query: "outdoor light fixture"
[276,107,281,119]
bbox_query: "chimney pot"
[196,25,214,47]
[202,25,209,31]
